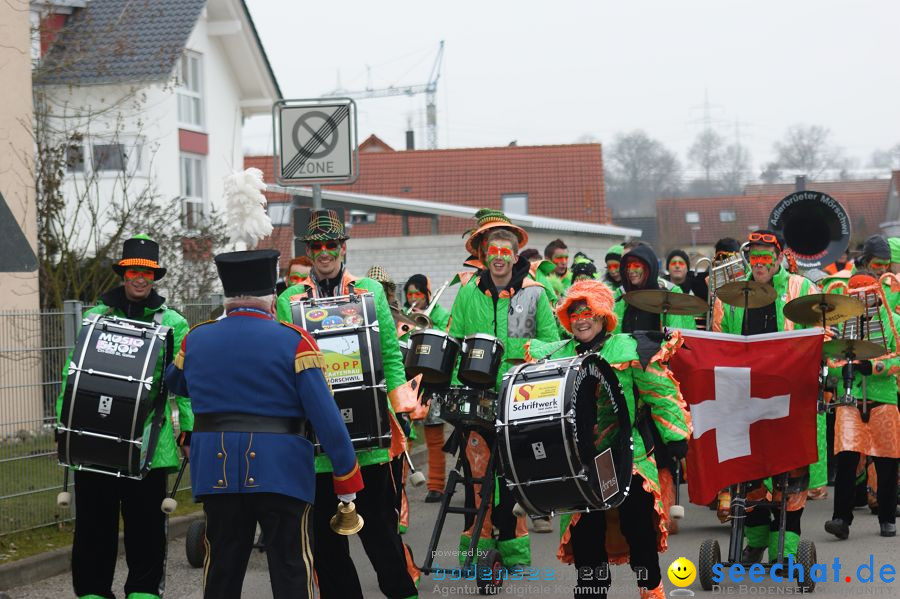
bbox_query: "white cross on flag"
[669,328,823,505]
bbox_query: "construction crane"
[323,41,444,149]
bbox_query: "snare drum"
[405,329,460,384]
[497,353,633,516]
[436,387,498,430]
[458,334,505,389]
[293,293,391,451]
[57,314,173,478]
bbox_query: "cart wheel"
[698,538,720,591]
[476,549,504,595]
[185,519,207,568]
[796,540,817,593]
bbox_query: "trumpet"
[407,280,451,330]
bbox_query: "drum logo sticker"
[98,395,113,417]
[304,308,327,322]
[341,408,354,423]
[96,332,144,358]
[416,344,431,355]
[531,442,547,460]
[470,349,485,360]
[321,315,344,330]
[317,336,364,385]
[594,448,619,502]
[509,380,562,420]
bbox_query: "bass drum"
[497,353,632,516]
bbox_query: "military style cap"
[214,249,280,297]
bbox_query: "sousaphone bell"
[330,500,364,535]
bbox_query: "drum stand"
[418,425,505,594]
[698,473,817,593]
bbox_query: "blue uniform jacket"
[164,308,362,504]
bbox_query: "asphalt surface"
[6,470,899,598]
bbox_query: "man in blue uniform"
[165,249,362,599]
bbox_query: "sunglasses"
[747,233,781,251]
[568,307,596,322]
[289,272,310,284]
[486,245,515,260]
[124,268,154,281]
[308,240,340,252]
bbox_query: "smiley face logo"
[667,557,696,588]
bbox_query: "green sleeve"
[355,278,407,393]
[430,303,451,332]
[633,361,690,444]
[276,283,308,322]
[449,285,469,339]
[167,311,193,433]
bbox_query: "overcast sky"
[244,0,899,180]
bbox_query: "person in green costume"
[711,229,819,563]
[275,209,420,599]
[544,238,573,296]
[525,279,689,599]
[603,244,624,290]
[56,235,192,599]
[449,209,560,567]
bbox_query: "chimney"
[795,175,806,191]
[405,130,415,151]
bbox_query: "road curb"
[0,512,204,592]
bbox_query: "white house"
[32,0,280,243]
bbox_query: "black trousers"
[202,493,313,599]
[833,451,898,524]
[313,463,418,599]
[71,469,168,599]
[570,475,661,599]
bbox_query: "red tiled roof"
[359,134,395,153]
[245,142,608,248]
[657,179,891,255]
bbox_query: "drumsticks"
[404,450,426,487]
[669,460,685,520]
[161,457,189,514]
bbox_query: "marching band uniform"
[614,245,696,333]
[526,280,690,599]
[712,230,818,561]
[274,210,420,599]
[402,274,452,503]
[56,235,191,599]
[449,209,560,567]
[164,249,362,599]
[824,277,900,539]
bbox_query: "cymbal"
[715,280,776,309]
[623,289,707,316]
[783,293,865,327]
[823,339,888,361]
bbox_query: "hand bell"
[330,501,364,535]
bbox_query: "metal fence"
[0,300,220,536]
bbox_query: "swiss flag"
[669,329,823,506]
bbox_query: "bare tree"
[772,124,845,179]
[605,130,682,216]
[719,142,753,194]
[870,143,900,170]
[688,128,725,185]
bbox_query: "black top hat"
[302,209,348,242]
[214,250,280,297]
[112,234,167,280]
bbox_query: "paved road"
[7,475,899,598]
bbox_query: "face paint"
[870,258,891,273]
[486,244,515,262]
[668,258,687,268]
[124,268,154,281]
[626,262,644,274]
[406,290,425,303]
[552,254,568,265]
[568,307,596,323]
[749,250,777,269]
[606,260,620,273]
[289,272,309,284]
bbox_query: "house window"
[685,211,700,224]
[267,203,292,226]
[349,210,376,225]
[180,154,206,228]
[177,52,204,129]
[92,143,127,172]
[720,210,736,222]
[502,193,528,215]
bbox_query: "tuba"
[768,190,851,272]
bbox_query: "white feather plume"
[223,168,273,249]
